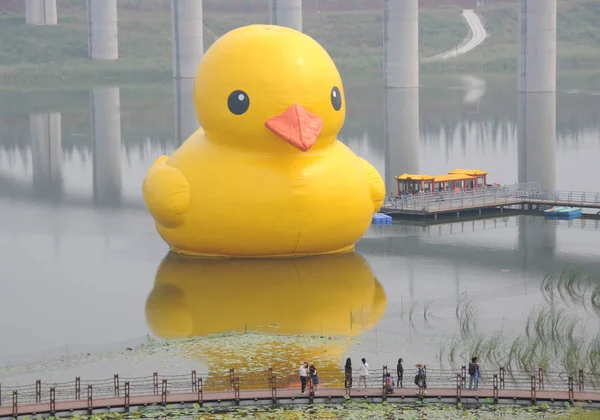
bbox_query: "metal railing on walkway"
[1,365,598,407]
[383,182,600,213]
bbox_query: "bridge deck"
[2,387,599,418]
[381,185,600,218]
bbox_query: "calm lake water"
[0,72,599,385]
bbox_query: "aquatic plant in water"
[437,268,600,381]
[49,401,592,420]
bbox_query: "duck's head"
[194,24,346,154]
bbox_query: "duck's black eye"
[330,86,342,111]
[227,90,250,115]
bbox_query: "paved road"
[426,9,488,61]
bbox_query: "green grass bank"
[0,0,599,85]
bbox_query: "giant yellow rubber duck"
[142,24,385,257]
[145,252,386,387]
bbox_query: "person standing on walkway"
[309,364,320,395]
[414,363,427,394]
[357,357,369,390]
[299,362,308,394]
[397,358,404,387]
[468,357,480,390]
[344,358,353,389]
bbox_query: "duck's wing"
[142,155,191,228]
[357,156,385,213]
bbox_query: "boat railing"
[384,182,540,211]
[384,183,600,211]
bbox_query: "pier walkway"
[381,182,600,219]
[1,367,599,418]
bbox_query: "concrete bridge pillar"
[25,0,57,26]
[171,0,204,79]
[87,0,119,60]
[384,88,420,197]
[91,87,122,206]
[171,0,203,143]
[518,0,557,92]
[384,0,419,88]
[29,112,62,196]
[269,0,303,32]
[517,92,556,260]
[174,78,200,144]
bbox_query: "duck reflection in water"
[145,252,387,389]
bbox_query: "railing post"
[87,385,93,415]
[456,374,462,402]
[153,372,159,395]
[192,370,197,392]
[267,367,273,390]
[234,376,240,404]
[461,365,466,389]
[382,365,388,399]
[538,367,544,391]
[35,379,41,402]
[492,374,498,403]
[114,374,120,397]
[197,378,203,406]
[75,377,81,400]
[0,383,2,406]
[568,376,574,402]
[271,375,277,401]
[161,379,168,405]
[578,369,584,392]
[229,368,235,391]
[12,391,17,418]
[530,375,536,404]
[499,367,505,390]
[124,381,130,412]
[50,387,56,415]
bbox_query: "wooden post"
[161,379,168,405]
[568,376,574,402]
[382,365,388,399]
[12,391,17,418]
[461,365,466,389]
[87,385,93,415]
[492,374,498,403]
[456,374,461,402]
[229,368,235,391]
[35,379,41,402]
[268,367,273,389]
[538,367,544,391]
[153,372,159,395]
[530,375,536,404]
[271,375,277,401]
[75,377,81,400]
[578,369,584,392]
[234,376,241,405]
[191,370,197,392]
[499,367,505,390]
[124,381,130,412]
[50,387,56,415]
[114,374,120,397]
[197,378,203,406]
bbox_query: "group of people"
[299,356,482,394]
[298,362,320,395]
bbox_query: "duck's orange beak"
[265,104,323,152]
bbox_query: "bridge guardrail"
[1,366,598,406]
[383,182,600,211]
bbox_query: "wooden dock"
[380,184,600,220]
[2,386,600,418]
[1,367,599,418]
